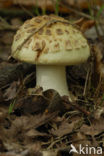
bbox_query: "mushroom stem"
[36,65,69,96]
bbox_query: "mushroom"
[11,15,90,99]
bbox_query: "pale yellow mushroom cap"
[11,15,90,65]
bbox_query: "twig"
[19,3,34,17]
[60,1,92,19]
[0,16,10,26]
[47,135,67,150]
[98,19,104,35]
[83,67,90,96]
[63,98,91,116]
[0,16,11,29]
[0,8,35,17]
[25,112,58,131]
[0,16,18,31]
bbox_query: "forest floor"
[0,0,104,156]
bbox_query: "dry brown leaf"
[51,119,80,137]
[3,81,18,101]
[16,89,63,114]
[63,0,103,9]
[16,94,48,114]
[71,132,92,146]
[80,117,104,136]
[80,20,95,32]
[1,113,58,152]
[6,113,57,139]
[24,112,58,130]
[43,89,63,113]
[25,129,48,138]
[1,0,102,10]
[0,0,13,8]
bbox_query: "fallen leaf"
[43,89,63,113]
[25,128,48,138]
[3,81,18,101]
[15,94,48,114]
[51,119,80,137]
[80,117,104,136]
[81,20,95,32]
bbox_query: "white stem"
[36,65,69,96]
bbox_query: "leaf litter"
[1,2,104,155]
